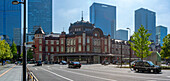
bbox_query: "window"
[56,46,59,52]
[87,37,90,43]
[73,47,76,52]
[67,39,70,45]
[78,45,81,51]
[39,53,42,60]
[87,45,90,51]
[95,33,97,36]
[39,39,42,44]
[98,40,100,46]
[61,38,64,44]
[51,46,54,52]
[67,47,70,52]
[105,39,107,45]
[39,45,42,51]
[105,46,107,52]
[45,40,48,44]
[78,37,81,43]
[51,40,54,44]
[61,46,64,52]
[46,46,48,52]
[71,39,73,45]
[56,40,59,45]
[71,47,73,52]
[73,39,76,45]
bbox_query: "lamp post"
[12,0,26,81]
[127,27,131,67]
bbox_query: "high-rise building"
[27,0,52,42]
[0,0,21,46]
[156,25,167,46]
[90,3,116,39]
[116,29,128,41]
[135,8,156,43]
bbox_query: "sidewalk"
[0,64,13,73]
[0,64,22,81]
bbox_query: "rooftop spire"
[81,11,83,21]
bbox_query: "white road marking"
[47,66,50,67]
[57,69,117,81]
[40,68,73,81]
[146,80,157,81]
[167,76,170,78]
[70,68,170,81]
[35,68,37,70]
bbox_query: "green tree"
[20,49,33,60]
[129,25,152,60]
[11,42,18,61]
[0,39,12,65]
[27,49,33,61]
[160,34,170,58]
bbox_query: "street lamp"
[127,27,132,67]
[120,41,123,68]
[12,0,26,81]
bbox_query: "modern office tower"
[156,25,167,46]
[135,8,156,43]
[90,3,116,39]
[27,0,52,42]
[0,0,21,46]
[116,29,128,41]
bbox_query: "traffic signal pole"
[23,0,27,81]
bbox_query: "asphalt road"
[28,64,170,81]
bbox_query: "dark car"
[101,61,110,65]
[112,60,118,64]
[133,60,161,73]
[60,61,67,65]
[36,61,42,66]
[68,62,81,68]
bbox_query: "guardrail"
[27,67,39,81]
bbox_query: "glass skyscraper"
[90,3,116,39]
[156,25,167,46]
[135,8,156,43]
[27,0,52,42]
[116,29,128,41]
[0,0,21,46]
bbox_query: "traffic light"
[32,45,37,49]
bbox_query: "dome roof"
[69,20,94,29]
[35,27,45,34]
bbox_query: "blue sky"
[53,0,170,34]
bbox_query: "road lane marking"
[167,76,170,78]
[69,68,170,81]
[0,65,16,77]
[40,68,73,81]
[56,69,117,81]
[35,68,37,70]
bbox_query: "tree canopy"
[128,25,152,60]
[160,34,170,58]
[11,42,18,60]
[0,39,13,65]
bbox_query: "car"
[101,61,110,65]
[112,60,118,64]
[60,61,67,65]
[68,62,81,68]
[133,60,161,73]
[36,61,42,66]
[130,60,136,68]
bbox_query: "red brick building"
[33,19,135,63]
